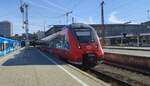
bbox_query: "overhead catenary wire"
[27,0,69,24]
[28,0,86,23]
[69,0,85,23]
[27,1,67,24]
[14,23,44,29]
[39,0,70,12]
[41,0,85,20]
[71,0,85,11]
[0,0,83,23]
[110,0,137,12]
[27,0,58,12]
[29,0,83,24]
[29,8,65,20]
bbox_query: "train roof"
[45,25,65,36]
[45,23,94,36]
[41,29,66,42]
[70,23,94,29]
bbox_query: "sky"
[0,0,150,35]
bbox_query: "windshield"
[73,28,96,43]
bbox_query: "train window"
[76,31,90,36]
[51,35,67,49]
[50,35,68,49]
[50,36,61,48]
[48,41,53,48]
[0,42,6,51]
[58,35,64,48]
[3,42,9,50]
[56,42,61,48]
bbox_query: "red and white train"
[38,23,104,66]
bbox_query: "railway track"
[74,59,150,86]
[74,65,130,86]
[87,68,130,86]
[104,60,150,75]
[91,63,150,86]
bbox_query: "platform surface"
[104,46,150,51]
[0,47,109,86]
[104,48,150,58]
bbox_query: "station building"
[45,21,150,47]
[0,21,13,37]
[92,21,150,46]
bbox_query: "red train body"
[39,23,104,66]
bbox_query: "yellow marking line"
[0,48,24,64]
[0,56,9,62]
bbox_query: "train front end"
[68,24,104,66]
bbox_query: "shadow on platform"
[2,47,66,66]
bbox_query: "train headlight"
[78,46,81,49]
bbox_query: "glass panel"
[73,28,96,43]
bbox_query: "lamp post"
[20,0,29,47]
[100,0,105,46]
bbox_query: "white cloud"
[108,12,126,24]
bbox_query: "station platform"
[103,47,150,75]
[0,47,109,86]
[104,46,150,51]
[104,48,150,58]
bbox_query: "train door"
[58,35,66,58]
[62,34,70,59]
[13,41,17,50]
[3,41,8,55]
[0,40,8,56]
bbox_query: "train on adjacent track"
[0,37,21,57]
[38,23,104,67]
